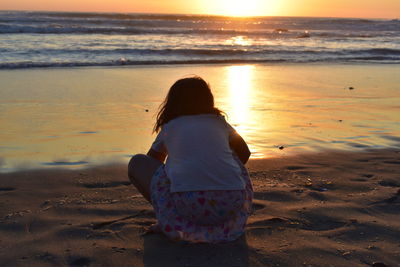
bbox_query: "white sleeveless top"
[150,114,246,193]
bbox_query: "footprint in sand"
[252,199,267,211]
[383,160,400,165]
[0,187,15,192]
[68,257,91,267]
[362,174,374,178]
[378,179,400,187]
[297,213,347,231]
[254,191,299,202]
[307,191,328,201]
[350,178,368,182]
[286,166,307,170]
[248,217,289,227]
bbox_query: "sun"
[214,0,266,17]
[224,0,261,17]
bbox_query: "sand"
[1,148,399,266]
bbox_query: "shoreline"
[1,148,399,266]
[1,146,398,174]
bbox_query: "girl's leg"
[128,154,162,203]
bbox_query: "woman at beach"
[128,76,253,243]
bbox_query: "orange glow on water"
[224,65,266,158]
[226,36,252,46]
[226,65,253,132]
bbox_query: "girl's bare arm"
[229,132,251,164]
[147,148,167,163]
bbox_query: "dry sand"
[1,149,399,266]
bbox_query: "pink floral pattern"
[150,156,253,243]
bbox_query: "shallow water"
[0,63,399,171]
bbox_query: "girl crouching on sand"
[128,76,253,243]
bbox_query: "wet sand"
[1,63,400,171]
[1,148,399,266]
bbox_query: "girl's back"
[151,114,245,192]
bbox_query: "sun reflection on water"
[227,36,251,46]
[225,65,264,158]
[226,65,253,130]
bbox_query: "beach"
[1,11,400,266]
[1,148,399,266]
[0,63,399,266]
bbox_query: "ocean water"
[1,11,400,68]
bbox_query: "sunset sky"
[1,0,399,18]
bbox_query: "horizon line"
[0,9,398,20]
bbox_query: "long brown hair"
[154,76,223,133]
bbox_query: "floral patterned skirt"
[150,157,253,243]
